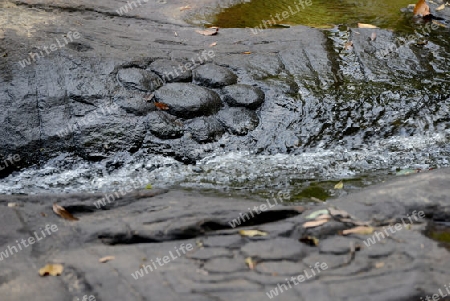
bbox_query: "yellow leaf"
[39,264,64,276]
[358,23,378,28]
[145,184,153,189]
[53,203,78,221]
[334,180,344,190]
[303,219,329,228]
[436,3,445,10]
[245,257,255,269]
[99,256,115,263]
[299,236,320,246]
[242,51,252,54]
[342,226,375,235]
[239,230,267,237]
[432,20,447,28]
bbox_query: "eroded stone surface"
[117,68,163,92]
[155,83,222,118]
[193,63,238,88]
[217,107,259,135]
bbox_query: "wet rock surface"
[193,63,238,88]
[154,83,222,118]
[0,169,449,301]
[222,84,265,109]
[217,107,260,135]
[0,0,449,176]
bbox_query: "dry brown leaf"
[358,23,378,28]
[344,41,353,50]
[40,212,47,217]
[53,203,78,221]
[436,3,445,10]
[209,42,217,47]
[239,230,267,237]
[371,32,377,41]
[245,257,255,269]
[413,0,430,16]
[179,5,192,11]
[303,218,329,228]
[196,27,219,36]
[375,262,385,268]
[342,226,375,235]
[39,264,64,276]
[242,51,252,54]
[99,256,115,263]
[154,102,169,110]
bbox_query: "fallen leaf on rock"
[245,257,255,269]
[371,32,377,41]
[239,230,267,237]
[413,0,430,16]
[143,93,154,102]
[179,5,191,11]
[174,31,178,37]
[7,202,18,207]
[209,41,217,47]
[242,51,252,54]
[303,219,329,228]
[299,236,320,246]
[41,212,47,217]
[293,206,306,213]
[375,262,385,268]
[99,256,115,263]
[154,102,169,110]
[310,197,324,203]
[145,184,152,189]
[432,20,447,28]
[344,41,353,50]
[436,3,445,10]
[334,180,344,189]
[306,209,329,219]
[39,264,64,276]
[53,203,78,221]
[342,226,375,235]
[196,27,219,36]
[358,23,378,28]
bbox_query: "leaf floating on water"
[53,203,78,221]
[196,27,219,36]
[299,236,320,246]
[154,102,169,110]
[306,209,329,219]
[436,3,445,10]
[358,23,378,28]
[99,256,115,263]
[39,264,64,276]
[342,226,375,235]
[239,230,267,237]
[303,219,329,228]
[145,184,152,190]
[245,257,255,269]
[396,169,419,176]
[334,180,344,190]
